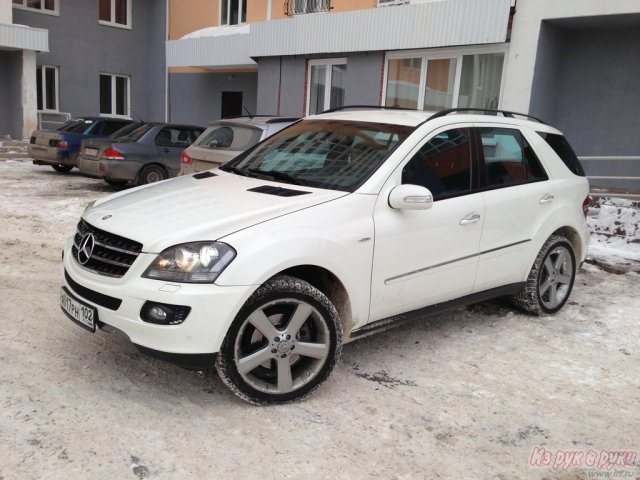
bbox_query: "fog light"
[140,301,191,325]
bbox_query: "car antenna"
[130,110,145,123]
[242,106,254,119]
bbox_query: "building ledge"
[0,23,48,52]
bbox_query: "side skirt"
[349,283,525,341]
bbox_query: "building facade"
[1,0,166,138]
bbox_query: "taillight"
[102,148,124,160]
[181,150,192,165]
[51,139,69,148]
[582,196,590,218]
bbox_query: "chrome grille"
[72,219,142,278]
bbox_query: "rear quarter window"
[537,132,585,176]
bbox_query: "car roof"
[209,116,300,128]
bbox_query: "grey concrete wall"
[168,72,258,125]
[0,51,24,138]
[256,52,384,117]
[530,21,640,191]
[13,0,166,122]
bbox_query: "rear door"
[156,126,203,176]
[473,124,552,293]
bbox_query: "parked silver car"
[179,116,298,175]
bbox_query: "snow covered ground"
[0,160,638,479]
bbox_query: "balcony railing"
[285,0,331,16]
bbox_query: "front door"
[369,126,484,322]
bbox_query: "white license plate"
[84,147,99,157]
[60,287,97,332]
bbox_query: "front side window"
[13,0,57,13]
[222,120,414,192]
[36,65,58,112]
[220,0,246,25]
[99,73,130,117]
[479,127,547,188]
[307,59,347,115]
[384,49,505,112]
[99,0,131,27]
[402,128,472,199]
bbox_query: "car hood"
[84,172,347,252]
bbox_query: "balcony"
[0,23,48,52]
[285,0,331,16]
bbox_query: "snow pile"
[587,197,640,272]
[181,24,250,39]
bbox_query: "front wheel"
[512,235,576,315]
[51,164,73,173]
[216,275,342,405]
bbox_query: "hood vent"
[247,185,311,197]
[193,171,218,179]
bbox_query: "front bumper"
[61,236,254,358]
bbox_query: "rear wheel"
[216,275,342,405]
[51,164,73,173]
[512,235,576,315]
[137,165,167,185]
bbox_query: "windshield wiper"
[247,168,310,186]
[223,165,252,177]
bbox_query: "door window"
[402,128,473,199]
[307,59,347,115]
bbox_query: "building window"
[285,0,330,16]
[306,58,347,115]
[384,47,506,111]
[220,0,246,25]
[12,0,58,14]
[99,0,131,28]
[36,65,59,112]
[100,73,130,117]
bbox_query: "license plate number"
[60,287,97,332]
[84,147,99,157]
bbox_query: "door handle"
[161,148,170,153]
[460,212,481,225]
[539,193,555,204]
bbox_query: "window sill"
[98,20,132,31]
[12,5,59,16]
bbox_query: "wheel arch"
[551,225,584,263]
[269,264,353,337]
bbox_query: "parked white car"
[61,108,590,404]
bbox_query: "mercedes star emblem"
[77,233,95,265]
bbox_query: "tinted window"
[223,120,414,192]
[58,119,94,134]
[479,127,547,188]
[102,120,130,136]
[198,125,262,151]
[537,132,585,176]
[402,128,472,199]
[119,123,154,142]
[109,122,143,139]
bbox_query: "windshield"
[58,119,94,134]
[109,122,143,139]
[220,120,414,192]
[117,123,154,142]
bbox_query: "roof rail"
[319,105,420,114]
[427,108,548,125]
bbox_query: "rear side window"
[479,127,548,188]
[198,125,262,151]
[402,128,472,200]
[537,132,585,176]
[156,127,197,148]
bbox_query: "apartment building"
[0,0,166,138]
[166,0,512,124]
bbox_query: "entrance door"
[221,91,243,118]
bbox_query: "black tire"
[51,164,73,173]
[512,235,576,315]
[137,164,167,185]
[216,275,342,405]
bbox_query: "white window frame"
[305,58,347,115]
[36,65,59,113]
[12,0,59,15]
[382,44,509,111]
[98,0,132,29]
[219,0,245,25]
[99,73,131,119]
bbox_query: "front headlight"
[142,242,236,283]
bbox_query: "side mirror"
[388,184,433,210]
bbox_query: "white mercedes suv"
[61,108,590,404]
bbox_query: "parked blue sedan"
[28,117,134,172]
